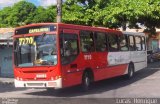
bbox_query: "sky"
[0,0,57,9]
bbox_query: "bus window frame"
[94,32,107,52]
[107,33,119,52]
[128,35,136,51]
[80,30,95,53]
[141,36,146,51]
[118,34,129,51]
[60,33,79,65]
[135,36,142,51]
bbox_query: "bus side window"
[119,35,129,51]
[60,34,79,65]
[108,34,118,52]
[141,36,146,51]
[95,32,107,52]
[135,36,142,51]
[80,31,95,52]
[129,36,136,51]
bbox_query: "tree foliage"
[0,1,56,27]
[0,1,36,27]
[63,0,160,34]
[0,0,160,34]
[32,6,56,23]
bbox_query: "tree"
[8,1,36,26]
[63,0,110,26]
[101,0,160,33]
[63,0,160,34]
[62,1,86,25]
[31,6,56,23]
[0,7,12,27]
[0,0,159,35]
[0,1,36,27]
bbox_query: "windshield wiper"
[41,60,54,65]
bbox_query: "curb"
[0,81,14,85]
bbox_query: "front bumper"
[14,78,62,89]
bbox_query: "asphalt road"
[0,62,160,104]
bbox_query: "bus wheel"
[82,72,91,91]
[126,64,134,79]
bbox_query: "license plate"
[36,74,47,78]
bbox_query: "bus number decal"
[84,55,92,60]
[19,37,36,46]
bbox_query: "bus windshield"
[14,34,57,67]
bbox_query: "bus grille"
[22,70,48,73]
[26,83,45,87]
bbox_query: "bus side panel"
[91,52,109,81]
[93,64,128,81]
[93,52,129,81]
[94,52,129,81]
[130,51,147,72]
[62,53,91,88]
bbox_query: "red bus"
[13,23,147,90]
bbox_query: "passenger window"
[95,32,107,52]
[119,35,128,51]
[135,36,142,51]
[60,34,79,65]
[129,36,136,51]
[141,37,146,51]
[80,31,95,52]
[108,34,118,52]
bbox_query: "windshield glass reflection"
[14,34,57,67]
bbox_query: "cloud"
[0,0,21,8]
[39,0,57,7]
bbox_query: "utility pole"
[57,0,62,23]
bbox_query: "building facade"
[0,28,13,77]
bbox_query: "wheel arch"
[82,67,94,82]
[124,61,135,75]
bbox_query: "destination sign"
[29,28,50,33]
[15,25,56,35]
[19,37,36,46]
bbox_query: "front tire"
[82,72,91,91]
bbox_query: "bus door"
[60,29,81,87]
[93,32,108,80]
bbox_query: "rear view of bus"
[13,23,62,89]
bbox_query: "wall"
[0,47,13,77]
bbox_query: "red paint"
[14,23,127,88]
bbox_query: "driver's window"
[60,33,79,65]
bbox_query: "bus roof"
[15,23,146,37]
[15,23,122,34]
[122,31,145,36]
[15,23,57,29]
